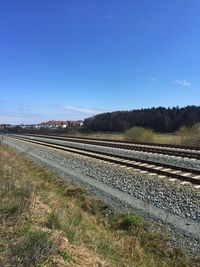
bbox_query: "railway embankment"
[2,135,200,259]
[1,142,200,266]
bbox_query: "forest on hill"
[83,106,200,133]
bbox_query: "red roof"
[40,120,82,125]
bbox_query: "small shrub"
[124,127,155,143]
[120,214,142,230]
[81,196,108,215]
[108,213,143,231]
[177,125,191,135]
[191,122,200,133]
[64,186,85,197]
[11,231,57,266]
[190,123,200,146]
[45,211,61,230]
[177,123,200,146]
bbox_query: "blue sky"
[0,0,200,124]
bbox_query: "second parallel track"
[20,133,200,160]
[9,135,200,186]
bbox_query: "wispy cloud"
[62,104,108,115]
[173,80,191,87]
[105,14,115,21]
[146,77,157,82]
[0,101,109,124]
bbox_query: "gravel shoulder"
[4,137,200,255]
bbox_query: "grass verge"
[0,144,199,266]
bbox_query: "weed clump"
[81,196,108,215]
[108,213,143,231]
[63,186,85,197]
[45,211,61,230]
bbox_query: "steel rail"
[16,133,200,160]
[9,135,200,185]
[22,133,200,150]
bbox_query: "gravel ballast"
[4,136,200,255]
[15,135,200,170]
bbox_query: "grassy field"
[69,131,182,144]
[0,144,200,266]
[71,131,125,141]
[154,133,181,144]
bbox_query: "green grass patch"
[59,250,72,262]
[0,241,6,253]
[45,211,61,230]
[97,238,122,263]
[64,228,77,243]
[108,213,144,231]
[16,219,32,236]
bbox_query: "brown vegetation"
[124,127,155,142]
[177,123,200,146]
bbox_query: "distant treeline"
[83,106,200,133]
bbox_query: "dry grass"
[67,131,182,145]
[78,131,199,146]
[154,133,181,145]
[124,127,155,142]
[0,144,199,266]
[177,123,200,146]
[57,131,124,141]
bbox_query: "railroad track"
[19,133,200,160]
[9,135,200,186]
